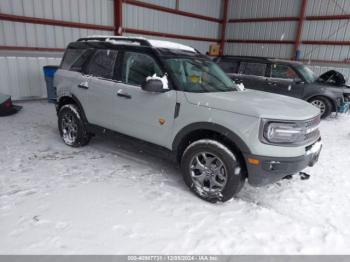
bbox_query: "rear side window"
[61,48,93,72]
[61,49,86,70]
[122,52,162,86]
[87,49,118,80]
[239,62,267,77]
[271,64,298,79]
[217,60,239,73]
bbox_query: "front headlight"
[261,117,320,145]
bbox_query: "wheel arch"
[57,95,88,123]
[306,94,337,112]
[172,122,251,170]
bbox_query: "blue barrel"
[43,65,59,103]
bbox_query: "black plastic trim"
[172,122,251,154]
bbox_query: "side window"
[87,49,118,79]
[217,60,239,73]
[61,49,91,71]
[271,64,298,80]
[122,52,162,86]
[239,62,267,77]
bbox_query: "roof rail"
[77,36,152,47]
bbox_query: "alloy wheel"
[61,112,78,144]
[311,99,326,115]
[189,152,228,194]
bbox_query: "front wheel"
[181,139,245,203]
[309,97,332,119]
[58,104,91,147]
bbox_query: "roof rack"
[77,36,200,54]
[77,36,152,47]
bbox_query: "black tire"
[181,139,245,203]
[58,104,91,147]
[309,96,332,119]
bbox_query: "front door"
[112,51,177,147]
[267,63,304,98]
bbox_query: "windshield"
[165,58,237,92]
[295,64,317,83]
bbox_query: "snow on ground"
[1,101,350,254]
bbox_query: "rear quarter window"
[60,48,92,72]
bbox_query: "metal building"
[0,0,349,99]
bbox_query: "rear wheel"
[309,96,332,119]
[181,139,245,203]
[58,104,91,147]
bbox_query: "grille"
[304,115,321,143]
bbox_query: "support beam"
[0,13,114,31]
[228,14,350,24]
[293,0,308,60]
[114,0,123,35]
[229,17,298,23]
[0,46,65,52]
[220,0,229,55]
[226,39,295,44]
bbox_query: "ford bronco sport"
[54,36,322,203]
[215,56,350,118]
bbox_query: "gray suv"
[215,56,350,118]
[54,36,322,203]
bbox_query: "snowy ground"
[1,101,350,254]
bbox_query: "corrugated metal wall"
[301,0,350,62]
[0,0,114,48]
[0,0,222,99]
[225,0,301,59]
[0,0,115,99]
[0,56,61,99]
[123,0,221,54]
[225,0,350,81]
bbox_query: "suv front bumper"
[244,139,322,187]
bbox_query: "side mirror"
[141,75,168,92]
[294,78,304,85]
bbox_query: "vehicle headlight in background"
[261,117,320,145]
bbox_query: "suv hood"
[184,89,320,120]
[317,70,348,87]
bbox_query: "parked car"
[54,36,322,203]
[214,56,350,118]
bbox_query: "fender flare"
[172,122,251,155]
[58,95,89,124]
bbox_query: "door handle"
[267,82,278,86]
[78,81,89,89]
[117,90,132,99]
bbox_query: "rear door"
[83,49,120,130]
[267,63,304,98]
[58,48,93,116]
[237,61,269,91]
